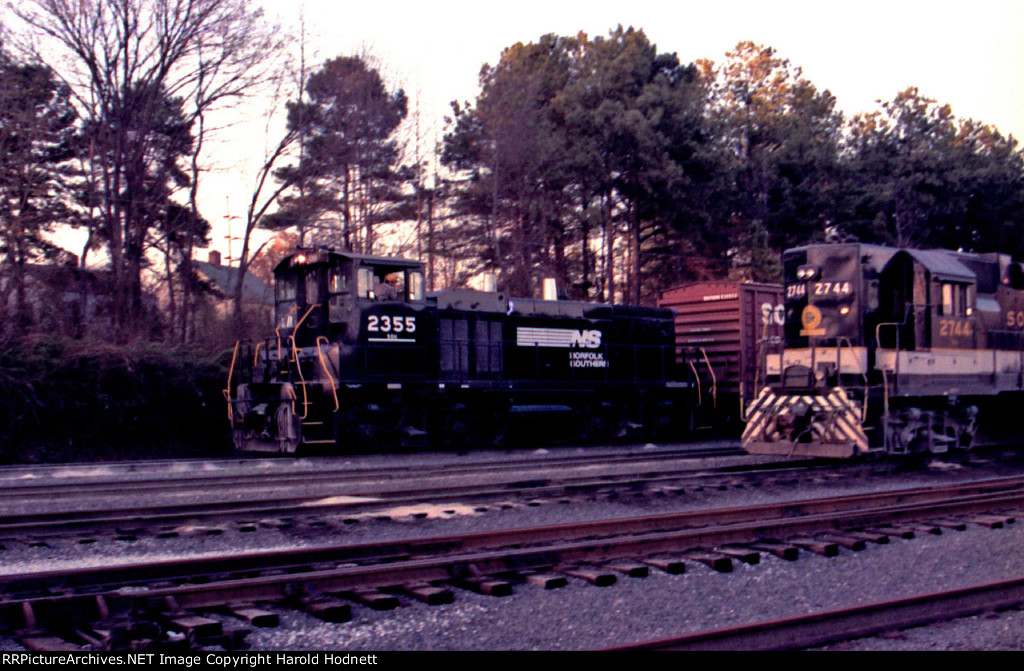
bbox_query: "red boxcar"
[659,281,783,432]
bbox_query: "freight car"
[659,282,784,433]
[225,249,689,453]
[742,241,1024,458]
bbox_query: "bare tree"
[9,0,288,341]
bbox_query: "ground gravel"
[2,446,1024,650]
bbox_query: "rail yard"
[2,443,1024,651]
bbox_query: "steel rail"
[0,444,747,502]
[0,460,827,537]
[608,577,1024,650]
[3,481,1021,599]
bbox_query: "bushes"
[0,336,235,463]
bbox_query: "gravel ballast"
[2,446,1024,651]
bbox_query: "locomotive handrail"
[275,305,300,364]
[699,347,717,409]
[687,359,702,406]
[289,304,320,420]
[288,336,308,419]
[223,340,241,423]
[316,335,340,413]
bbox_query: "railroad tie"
[342,588,399,611]
[453,575,514,596]
[606,560,650,578]
[400,582,455,605]
[641,556,687,575]
[818,534,867,551]
[786,538,840,557]
[865,526,916,540]
[558,565,618,586]
[288,595,352,623]
[745,541,800,561]
[683,551,733,573]
[522,572,569,589]
[842,530,890,544]
[713,547,761,565]
[224,603,279,627]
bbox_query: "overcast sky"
[206,0,1024,259]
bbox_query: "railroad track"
[0,449,846,540]
[2,476,1021,650]
[0,442,747,506]
[611,577,1024,650]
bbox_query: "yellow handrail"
[223,340,241,422]
[316,336,340,412]
[288,304,319,420]
[699,347,717,409]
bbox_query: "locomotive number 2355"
[367,315,417,333]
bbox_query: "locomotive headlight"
[839,306,851,316]
[796,265,820,281]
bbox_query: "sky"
[54,0,1024,263]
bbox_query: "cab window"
[408,271,425,301]
[358,267,375,298]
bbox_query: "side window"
[938,282,971,316]
[358,267,375,298]
[329,266,351,324]
[305,272,319,306]
[329,267,347,293]
[408,271,425,301]
[276,274,296,301]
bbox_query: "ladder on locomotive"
[280,331,339,446]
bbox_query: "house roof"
[194,261,273,304]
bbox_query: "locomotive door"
[878,254,921,351]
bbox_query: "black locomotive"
[226,249,689,453]
[743,242,1024,457]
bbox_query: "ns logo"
[571,329,602,348]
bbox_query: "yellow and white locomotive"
[743,242,1024,457]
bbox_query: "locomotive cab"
[274,250,425,347]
